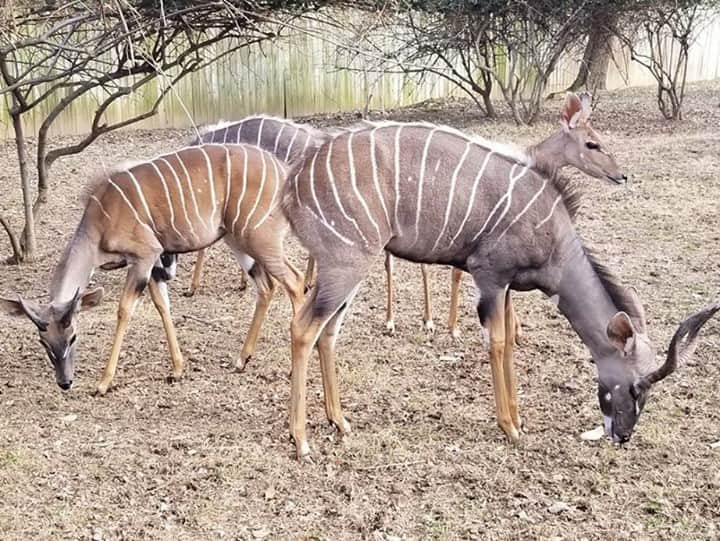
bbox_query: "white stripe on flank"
[497,177,548,240]
[223,145,232,218]
[284,126,300,162]
[231,145,249,233]
[257,117,265,146]
[431,141,471,252]
[158,158,197,242]
[301,128,312,155]
[273,123,286,155]
[471,164,528,241]
[370,127,390,228]
[89,195,111,221]
[449,151,494,246]
[222,126,229,144]
[175,152,205,233]
[393,125,403,230]
[149,161,188,243]
[198,146,217,230]
[325,138,368,245]
[107,178,156,236]
[125,169,159,235]
[413,127,439,244]
[348,132,381,244]
[487,164,529,235]
[308,148,328,223]
[535,194,563,230]
[241,147,267,236]
[253,153,281,230]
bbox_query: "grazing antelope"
[185,116,328,296]
[185,115,443,335]
[443,92,624,339]
[0,143,303,393]
[281,101,714,459]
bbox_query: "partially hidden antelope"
[185,115,444,335]
[184,115,328,297]
[0,143,304,393]
[282,97,718,459]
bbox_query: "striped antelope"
[185,115,328,296]
[281,100,715,459]
[186,114,443,335]
[0,143,303,393]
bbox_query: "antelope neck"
[526,130,569,179]
[554,235,620,367]
[49,226,97,304]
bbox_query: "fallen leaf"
[548,501,571,514]
[580,426,605,441]
[61,414,78,423]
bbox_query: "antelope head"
[558,92,627,185]
[598,301,719,443]
[1,288,104,390]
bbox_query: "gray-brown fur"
[282,116,697,454]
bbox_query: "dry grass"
[0,82,719,540]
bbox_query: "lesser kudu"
[1,143,304,393]
[281,109,717,459]
[187,115,444,335]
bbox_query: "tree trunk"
[11,108,35,261]
[567,14,618,93]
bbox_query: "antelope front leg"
[148,278,184,381]
[186,248,207,296]
[421,264,434,332]
[384,252,395,333]
[503,291,522,431]
[96,270,146,395]
[483,289,520,442]
[448,268,463,339]
[303,256,316,292]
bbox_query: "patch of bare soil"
[0,82,719,540]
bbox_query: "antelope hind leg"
[421,264,434,332]
[448,268,463,339]
[185,248,207,297]
[384,252,395,333]
[237,263,276,371]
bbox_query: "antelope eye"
[69,335,77,346]
[585,141,600,150]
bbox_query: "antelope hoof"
[385,320,395,334]
[503,425,521,444]
[295,440,312,462]
[424,319,435,333]
[95,381,112,395]
[183,287,198,298]
[235,356,252,372]
[332,417,352,436]
[167,369,184,383]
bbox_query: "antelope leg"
[421,264,434,332]
[237,264,275,371]
[96,267,148,395]
[384,252,395,333]
[481,288,520,442]
[186,248,207,296]
[448,268,463,339]
[148,278,184,380]
[503,290,522,431]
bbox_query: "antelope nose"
[58,381,73,391]
[616,432,631,444]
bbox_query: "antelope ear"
[578,91,593,121]
[79,287,104,311]
[560,92,583,131]
[0,296,48,331]
[607,312,637,355]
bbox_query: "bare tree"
[0,0,316,262]
[613,0,718,120]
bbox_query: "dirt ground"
[0,82,719,541]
